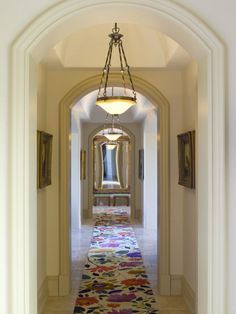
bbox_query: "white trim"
[182,277,196,314]
[8,1,226,313]
[47,276,59,296]
[58,74,170,296]
[170,275,183,295]
[37,278,48,314]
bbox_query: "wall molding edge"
[182,276,196,314]
[47,276,59,296]
[38,278,48,314]
[170,274,183,295]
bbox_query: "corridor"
[43,207,187,314]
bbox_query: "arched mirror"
[93,129,130,193]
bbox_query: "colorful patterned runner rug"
[73,207,158,314]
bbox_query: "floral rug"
[73,207,158,314]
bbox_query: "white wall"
[142,110,158,230]
[37,64,47,291]
[71,110,82,230]
[182,61,198,292]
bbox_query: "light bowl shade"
[106,143,117,150]
[104,132,122,141]
[96,96,136,114]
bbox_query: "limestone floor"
[43,216,188,314]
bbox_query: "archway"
[87,124,135,218]
[9,1,225,314]
[59,74,170,296]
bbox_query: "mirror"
[93,130,130,192]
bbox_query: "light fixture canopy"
[96,23,136,115]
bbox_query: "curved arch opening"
[9,1,225,314]
[61,77,168,301]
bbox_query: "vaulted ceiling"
[43,23,191,124]
[42,23,191,69]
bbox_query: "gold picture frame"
[177,130,195,189]
[80,149,86,180]
[37,130,53,189]
[138,149,144,180]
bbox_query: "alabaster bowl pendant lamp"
[103,114,123,141]
[96,23,137,115]
[106,142,117,150]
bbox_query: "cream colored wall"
[71,112,82,230]
[133,69,184,275]
[142,110,158,230]
[182,61,198,292]
[45,69,100,276]
[37,64,47,290]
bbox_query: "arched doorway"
[59,75,170,296]
[88,125,135,218]
[9,1,225,314]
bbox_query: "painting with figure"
[177,131,195,189]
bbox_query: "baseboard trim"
[170,274,183,295]
[38,278,48,314]
[159,274,171,295]
[59,274,70,296]
[47,275,59,296]
[182,277,196,314]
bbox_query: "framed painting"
[138,149,144,180]
[80,149,86,180]
[177,130,195,189]
[37,130,53,188]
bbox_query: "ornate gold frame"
[177,130,195,189]
[80,149,86,180]
[93,134,131,193]
[37,130,53,189]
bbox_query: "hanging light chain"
[98,23,136,99]
[119,42,136,99]
[103,41,113,97]
[118,42,127,96]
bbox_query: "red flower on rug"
[86,281,115,291]
[107,303,120,308]
[108,310,132,314]
[107,293,136,302]
[89,265,116,272]
[121,278,149,286]
[76,296,98,306]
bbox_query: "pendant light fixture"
[106,142,117,150]
[103,114,123,141]
[96,23,136,115]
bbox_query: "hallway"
[43,207,188,314]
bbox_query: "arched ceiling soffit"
[43,23,191,69]
[33,0,209,67]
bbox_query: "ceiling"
[44,23,191,125]
[42,23,191,69]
